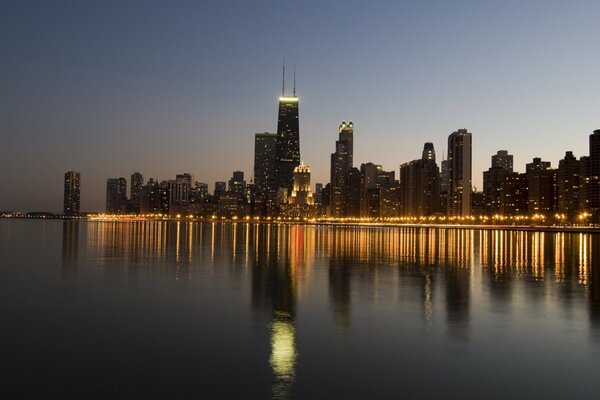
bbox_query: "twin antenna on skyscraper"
[282,58,296,97]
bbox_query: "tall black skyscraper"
[254,132,278,215]
[63,171,80,216]
[130,172,144,202]
[275,64,300,193]
[106,177,127,213]
[589,129,600,217]
[330,121,354,217]
[448,129,472,217]
[483,150,513,213]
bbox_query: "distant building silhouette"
[106,177,127,213]
[254,132,278,215]
[447,129,472,216]
[483,150,513,213]
[130,172,144,202]
[330,121,354,217]
[526,157,556,214]
[500,172,528,215]
[63,171,80,216]
[558,151,580,218]
[399,143,440,217]
[589,130,600,220]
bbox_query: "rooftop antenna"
[293,63,296,97]
[282,58,286,96]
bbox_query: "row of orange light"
[87,213,594,225]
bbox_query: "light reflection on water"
[2,220,600,398]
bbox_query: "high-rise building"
[579,156,590,213]
[346,168,362,217]
[399,143,440,217]
[526,157,556,214]
[483,150,513,214]
[229,171,246,199]
[63,171,81,216]
[558,151,580,218]
[491,150,513,170]
[214,181,227,201]
[106,178,127,213]
[447,129,472,217]
[360,163,381,218]
[330,121,354,217]
[275,68,300,194]
[500,173,528,215]
[440,158,449,214]
[254,132,278,214]
[130,172,144,202]
[589,130,600,218]
[288,163,314,206]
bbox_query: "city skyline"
[2,1,600,212]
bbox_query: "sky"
[1,0,599,212]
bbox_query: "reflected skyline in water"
[3,220,600,398]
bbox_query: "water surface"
[1,220,600,399]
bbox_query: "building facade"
[63,171,81,216]
[447,129,472,217]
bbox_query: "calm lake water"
[2,220,600,399]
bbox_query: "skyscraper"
[399,143,440,217]
[130,172,144,202]
[275,66,300,194]
[589,129,600,218]
[288,163,314,206]
[63,171,80,216]
[229,171,246,198]
[447,129,472,217]
[330,121,354,217]
[483,150,513,213]
[558,151,580,218]
[106,178,127,213]
[526,157,556,214]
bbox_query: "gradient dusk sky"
[1,0,599,212]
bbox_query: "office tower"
[471,191,484,214]
[346,168,362,217]
[330,121,354,217]
[422,142,435,161]
[63,171,81,216]
[377,169,399,217]
[314,183,323,206]
[214,181,227,202]
[140,178,161,214]
[557,151,580,218]
[130,172,144,202]
[447,129,472,216]
[589,130,600,217]
[491,150,513,170]
[159,181,170,213]
[526,158,556,214]
[106,178,127,213]
[196,182,209,200]
[399,143,441,217]
[170,174,193,205]
[579,156,590,213]
[500,173,528,215]
[288,163,314,206]
[254,132,278,214]
[360,163,380,217]
[229,171,246,198]
[275,67,300,194]
[483,150,513,213]
[440,158,449,214]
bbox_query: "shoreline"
[3,216,600,234]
